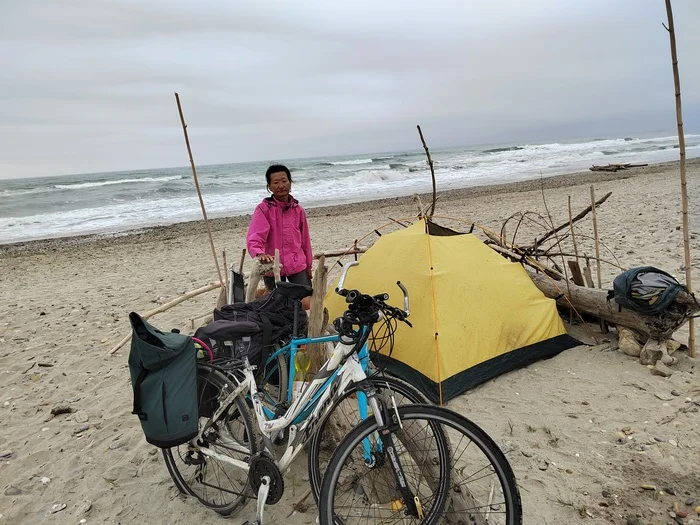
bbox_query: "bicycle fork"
[359,382,424,520]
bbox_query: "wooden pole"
[107,281,222,355]
[308,256,329,373]
[589,186,607,333]
[664,0,695,356]
[590,186,602,289]
[174,93,224,285]
[238,248,247,274]
[416,125,437,218]
[568,196,580,260]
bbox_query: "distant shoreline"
[2,157,698,257]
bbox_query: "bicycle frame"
[261,332,374,424]
[196,337,381,475]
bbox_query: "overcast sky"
[1,0,699,179]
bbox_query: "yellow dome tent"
[324,219,579,404]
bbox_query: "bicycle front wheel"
[162,364,259,515]
[319,404,522,525]
[307,375,427,503]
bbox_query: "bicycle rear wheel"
[319,404,522,525]
[307,375,427,503]
[162,364,259,515]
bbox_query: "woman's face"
[268,171,291,201]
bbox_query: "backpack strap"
[131,367,149,420]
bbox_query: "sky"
[1,0,699,180]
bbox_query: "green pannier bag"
[128,312,199,448]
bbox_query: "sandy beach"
[2,159,700,525]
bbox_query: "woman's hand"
[258,254,274,264]
[306,267,313,280]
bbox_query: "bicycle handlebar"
[334,261,410,322]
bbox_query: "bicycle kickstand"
[242,475,271,525]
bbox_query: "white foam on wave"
[4,134,700,244]
[54,175,182,190]
[328,158,374,166]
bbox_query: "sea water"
[1,134,699,244]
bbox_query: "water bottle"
[293,345,311,402]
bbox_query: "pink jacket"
[246,196,313,276]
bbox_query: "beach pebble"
[0,450,14,459]
[685,497,695,506]
[109,440,126,450]
[669,439,678,447]
[651,362,673,378]
[671,389,681,396]
[664,486,676,495]
[74,411,89,423]
[40,476,51,484]
[73,424,90,435]
[641,484,656,490]
[76,500,92,514]
[4,486,22,496]
[537,459,549,471]
[622,426,634,435]
[655,392,674,401]
[47,503,66,514]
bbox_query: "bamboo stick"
[664,0,695,356]
[107,281,222,355]
[174,93,224,286]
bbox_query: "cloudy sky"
[1,0,699,179]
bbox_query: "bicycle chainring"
[249,453,284,504]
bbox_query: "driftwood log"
[527,270,698,340]
[589,163,648,172]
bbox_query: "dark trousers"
[264,270,310,291]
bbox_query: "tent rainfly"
[324,219,580,404]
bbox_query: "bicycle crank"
[249,453,284,504]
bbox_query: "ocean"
[1,134,699,245]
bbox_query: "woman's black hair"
[265,164,292,185]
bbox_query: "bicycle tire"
[162,363,259,515]
[257,346,290,411]
[319,404,522,525]
[307,375,427,503]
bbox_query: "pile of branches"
[482,191,614,281]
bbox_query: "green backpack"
[128,312,199,448]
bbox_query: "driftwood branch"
[313,247,368,259]
[589,163,648,172]
[308,256,329,373]
[107,281,223,355]
[528,270,698,340]
[534,191,611,248]
[417,125,437,218]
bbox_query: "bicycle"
[315,272,523,524]
[162,262,430,522]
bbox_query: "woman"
[246,164,313,291]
